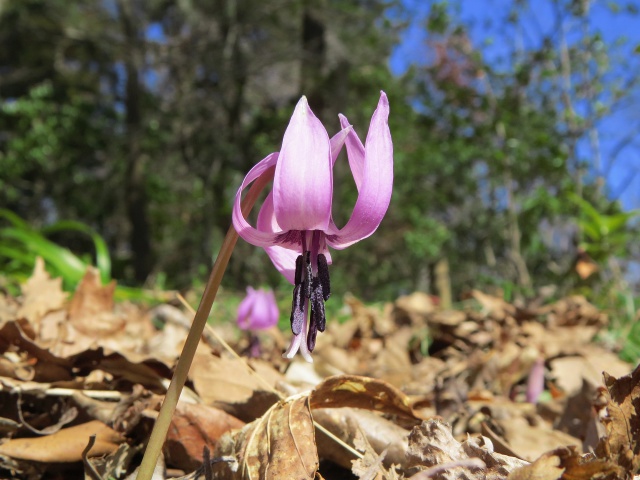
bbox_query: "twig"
[82,435,103,480]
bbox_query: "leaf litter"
[0,260,638,478]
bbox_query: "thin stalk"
[136,168,274,480]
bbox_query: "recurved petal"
[330,125,352,167]
[338,113,365,191]
[328,91,393,250]
[257,191,298,284]
[232,152,281,247]
[273,96,332,232]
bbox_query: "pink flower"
[232,92,393,361]
[526,357,545,403]
[237,287,279,330]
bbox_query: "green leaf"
[42,221,111,283]
[0,227,88,286]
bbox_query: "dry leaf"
[310,375,420,424]
[17,258,67,324]
[550,348,631,395]
[509,446,623,480]
[68,267,117,331]
[313,408,409,470]
[595,364,640,474]
[0,293,20,324]
[393,292,436,326]
[507,451,563,480]
[0,420,123,462]
[491,415,582,462]
[213,396,318,480]
[351,423,401,480]
[407,419,527,480]
[191,353,282,422]
[165,402,245,471]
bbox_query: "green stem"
[136,168,274,480]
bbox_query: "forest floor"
[0,259,638,479]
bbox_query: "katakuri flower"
[232,92,393,362]
[236,287,280,331]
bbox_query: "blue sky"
[390,0,640,211]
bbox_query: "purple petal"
[526,357,545,403]
[273,97,332,231]
[328,92,393,250]
[257,194,333,283]
[250,289,279,329]
[257,191,299,284]
[330,125,352,167]
[232,152,280,247]
[338,114,364,191]
[236,287,256,330]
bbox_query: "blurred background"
[1,0,639,316]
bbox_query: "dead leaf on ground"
[165,402,245,471]
[0,420,123,462]
[67,267,117,333]
[508,446,623,480]
[190,353,283,422]
[213,396,317,480]
[16,258,67,325]
[310,375,421,424]
[595,364,640,474]
[351,422,402,480]
[407,419,528,480]
[313,408,409,470]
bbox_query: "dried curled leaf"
[595,364,640,474]
[508,446,623,480]
[407,419,528,480]
[310,375,420,423]
[213,396,318,480]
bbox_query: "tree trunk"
[118,0,153,282]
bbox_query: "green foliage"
[0,0,638,318]
[0,209,111,289]
[570,194,640,262]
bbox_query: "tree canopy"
[1,0,638,303]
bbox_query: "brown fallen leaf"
[351,421,402,480]
[310,375,421,424]
[17,257,67,324]
[0,292,20,324]
[507,450,563,480]
[498,415,582,462]
[407,419,528,480]
[164,402,245,471]
[509,446,623,480]
[549,347,631,395]
[595,364,640,474]
[213,396,318,480]
[313,408,409,470]
[190,353,283,422]
[0,319,73,382]
[68,267,117,333]
[0,420,124,462]
[393,292,436,326]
